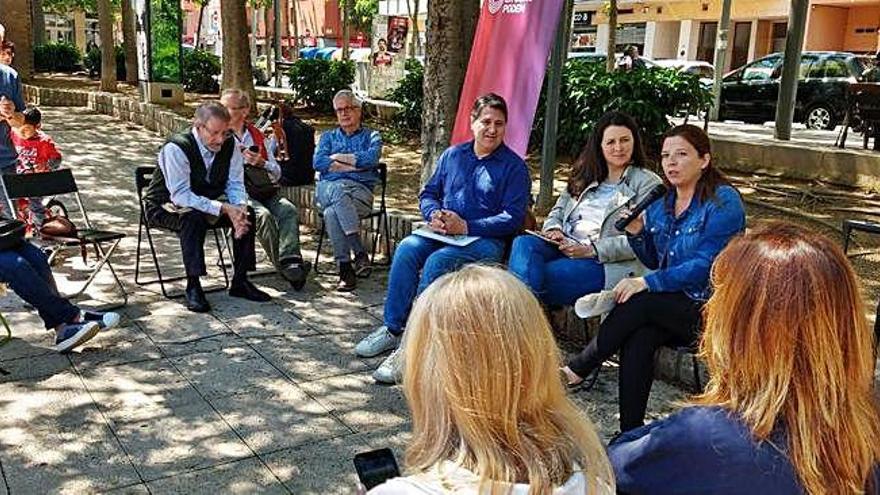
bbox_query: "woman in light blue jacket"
[508,111,661,306]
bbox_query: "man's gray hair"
[332,89,362,108]
[221,88,250,109]
[193,101,231,125]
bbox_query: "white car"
[654,60,715,87]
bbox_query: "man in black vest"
[145,102,270,312]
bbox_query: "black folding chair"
[314,162,392,275]
[134,165,231,298]
[0,169,128,309]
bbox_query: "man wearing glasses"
[144,101,271,312]
[220,89,310,291]
[313,90,382,291]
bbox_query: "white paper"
[412,226,479,247]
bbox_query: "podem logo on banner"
[488,0,533,15]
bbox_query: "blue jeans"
[508,235,605,306]
[0,242,79,329]
[384,234,506,334]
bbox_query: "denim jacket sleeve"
[627,226,660,270]
[644,186,745,294]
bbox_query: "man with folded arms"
[313,90,382,292]
[144,102,270,312]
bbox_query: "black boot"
[336,262,357,292]
[185,276,210,313]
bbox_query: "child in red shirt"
[10,106,62,233]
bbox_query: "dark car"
[719,51,874,130]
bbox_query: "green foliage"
[182,49,220,93]
[350,0,379,36]
[33,42,82,72]
[84,45,127,80]
[150,0,182,83]
[531,60,713,157]
[287,59,356,112]
[387,58,423,135]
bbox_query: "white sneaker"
[354,325,401,358]
[372,347,403,384]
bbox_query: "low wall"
[23,83,705,390]
[712,136,880,190]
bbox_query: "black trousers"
[568,291,703,432]
[146,205,257,281]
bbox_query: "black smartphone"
[247,145,259,153]
[353,448,401,490]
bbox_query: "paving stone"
[352,424,413,463]
[103,483,151,494]
[151,332,244,360]
[289,294,382,334]
[146,457,287,495]
[0,352,72,383]
[78,359,206,426]
[246,333,374,383]
[207,383,350,455]
[129,300,231,345]
[211,299,316,339]
[262,436,364,495]
[68,323,163,371]
[110,399,251,482]
[170,346,290,401]
[0,373,140,494]
[297,373,409,433]
[0,309,57,361]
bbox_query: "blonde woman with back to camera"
[609,222,880,494]
[368,265,614,494]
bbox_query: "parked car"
[719,51,874,130]
[654,59,714,87]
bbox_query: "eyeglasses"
[334,106,359,114]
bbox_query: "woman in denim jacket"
[562,124,745,432]
[508,111,661,306]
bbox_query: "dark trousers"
[569,291,703,432]
[146,205,257,282]
[0,242,79,329]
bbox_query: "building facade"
[575,0,880,73]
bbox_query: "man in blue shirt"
[0,61,25,214]
[313,89,382,291]
[354,93,531,383]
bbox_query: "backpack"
[278,114,316,187]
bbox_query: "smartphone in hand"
[353,448,401,490]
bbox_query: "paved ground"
[0,108,687,494]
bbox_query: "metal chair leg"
[313,220,334,275]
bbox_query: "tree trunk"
[406,0,421,58]
[264,6,273,77]
[419,0,479,182]
[121,0,137,83]
[0,0,34,79]
[32,0,45,46]
[196,3,206,48]
[606,0,617,71]
[289,0,299,60]
[221,0,256,111]
[341,0,350,59]
[97,0,116,91]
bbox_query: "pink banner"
[451,0,565,157]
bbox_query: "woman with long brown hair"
[508,111,661,308]
[609,222,880,494]
[369,265,614,494]
[561,124,746,432]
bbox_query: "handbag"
[0,218,25,251]
[244,165,280,202]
